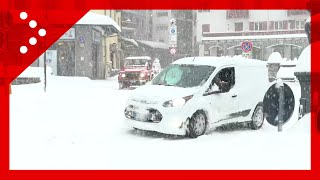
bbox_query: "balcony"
[226,10,249,19]
[287,10,309,16]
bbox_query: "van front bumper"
[119,79,147,86]
[126,117,187,135]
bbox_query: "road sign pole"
[44,51,47,92]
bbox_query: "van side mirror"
[203,84,221,96]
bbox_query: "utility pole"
[277,79,284,132]
[169,18,177,61]
[44,51,47,92]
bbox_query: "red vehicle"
[118,56,154,89]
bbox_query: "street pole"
[44,51,47,92]
[278,83,284,132]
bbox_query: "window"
[211,67,235,93]
[255,22,263,31]
[198,10,210,12]
[156,12,168,17]
[289,20,295,29]
[275,21,283,30]
[227,10,249,19]
[202,24,210,33]
[250,22,267,31]
[235,22,243,31]
[296,20,306,30]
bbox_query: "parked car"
[118,56,154,89]
[124,56,269,138]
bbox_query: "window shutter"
[262,21,267,30]
[202,24,210,33]
[289,20,295,29]
[269,21,274,30]
[283,20,288,29]
[249,22,254,31]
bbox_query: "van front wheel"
[250,103,264,130]
[187,111,207,138]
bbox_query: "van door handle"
[232,94,237,98]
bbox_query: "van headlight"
[163,95,193,108]
[121,74,126,78]
[140,73,146,78]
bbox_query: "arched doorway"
[208,45,223,57]
[266,44,303,60]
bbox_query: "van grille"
[125,73,140,80]
[125,106,162,123]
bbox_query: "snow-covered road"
[10,74,310,170]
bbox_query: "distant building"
[35,12,121,79]
[151,10,196,58]
[197,10,310,60]
[121,10,150,40]
[91,10,122,76]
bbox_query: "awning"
[76,12,121,33]
[137,40,169,49]
[121,37,139,47]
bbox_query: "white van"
[124,56,269,138]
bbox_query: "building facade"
[151,10,196,58]
[197,10,310,60]
[121,10,150,40]
[90,10,122,77]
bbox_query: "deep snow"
[10,70,310,170]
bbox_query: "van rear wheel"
[187,111,207,138]
[250,103,264,130]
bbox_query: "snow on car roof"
[172,56,267,68]
[125,56,151,60]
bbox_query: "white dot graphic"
[29,37,37,45]
[38,29,46,37]
[29,20,37,28]
[20,46,28,54]
[20,12,28,20]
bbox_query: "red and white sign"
[169,47,176,55]
[241,40,253,53]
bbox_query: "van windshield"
[151,64,216,88]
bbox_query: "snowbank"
[18,66,53,78]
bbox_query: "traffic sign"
[241,41,253,53]
[169,24,177,47]
[169,47,176,55]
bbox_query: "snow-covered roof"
[203,34,307,41]
[173,56,267,68]
[267,52,283,64]
[125,56,151,60]
[76,12,121,32]
[137,40,169,49]
[122,37,139,47]
[295,45,311,73]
